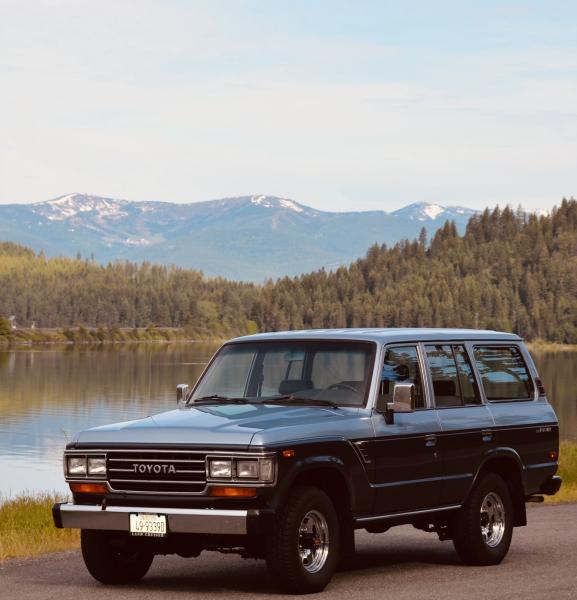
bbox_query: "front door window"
[378,345,426,410]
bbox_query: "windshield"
[191,341,375,407]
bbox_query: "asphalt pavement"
[2,503,576,600]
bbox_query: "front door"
[366,344,443,514]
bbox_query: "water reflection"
[0,344,575,496]
[0,343,218,496]
[532,351,577,444]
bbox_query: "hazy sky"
[1,1,576,211]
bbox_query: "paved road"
[2,504,576,600]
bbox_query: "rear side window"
[425,344,481,408]
[473,346,533,401]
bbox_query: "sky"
[1,1,576,212]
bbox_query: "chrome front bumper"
[53,503,261,535]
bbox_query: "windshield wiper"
[263,395,339,409]
[191,395,252,405]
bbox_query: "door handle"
[425,434,437,448]
[482,429,493,443]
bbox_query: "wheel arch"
[274,457,356,555]
[470,448,527,527]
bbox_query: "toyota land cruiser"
[53,328,562,593]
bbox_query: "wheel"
[81,529,154,584]
[266,485,340,594]
[452,473,513,565]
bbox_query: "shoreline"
[2,329,577,350]
[0,327,225,347]
[526,340,577,352]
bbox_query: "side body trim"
[355,503,461,524]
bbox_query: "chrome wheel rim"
[298,510,330,573]
[480,492,506,547]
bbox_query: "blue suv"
[53,328,562,593]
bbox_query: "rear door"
[368,344,443,513]
[424,342,495,506]
[473,344,559,493]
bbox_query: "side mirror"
[176,384,190,407]
[385,383,415,423]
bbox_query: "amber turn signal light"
[209,487,256,498]
[70,482,108,494]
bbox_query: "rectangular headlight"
[87,457,106,476]
[236,460,259,478]
[67,456,87,476]
[209,459,232,478]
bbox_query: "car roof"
[228,328,522,345]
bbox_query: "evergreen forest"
[1,199,576,343]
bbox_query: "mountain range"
[0,194,478,281]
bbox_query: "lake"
[0,343,575,496]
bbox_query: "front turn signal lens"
[210,486,256,498]
[70,482,108,494]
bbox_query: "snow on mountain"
[249,195,313,215]
[0,194,480,281]
[34,194,129,221]
[390,201,477,222]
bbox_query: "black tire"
[266,485,340,594]
[81,529,154,584]
[452,473,513,566]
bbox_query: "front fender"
[267,439,372,515]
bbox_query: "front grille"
[107,450,207,494]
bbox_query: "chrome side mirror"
[176,384,190,407]
[385,383,415,423]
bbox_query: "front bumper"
[53,502,265,535]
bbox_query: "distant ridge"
[0,194,478,280]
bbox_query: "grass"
[0,493,79,564]
[1,443,576,563]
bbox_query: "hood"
[73,403,369,447]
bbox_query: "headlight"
[209,459,232,478]
[207,456,276,482]
[237,458,275,481]
[258,458,275,482]
[67,456,87,476]
[87,457,106,476]
[236,460,259,478]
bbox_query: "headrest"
[278,379,313,396]
[433,379,457,397]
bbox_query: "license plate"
[129,513,167,537]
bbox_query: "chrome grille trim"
[107,458,205,463]
[106,449,209,495]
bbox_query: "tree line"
[1,199,577,342]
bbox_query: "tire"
[266,485,340,594]
[81,529,154,584]
[452,473,513,566]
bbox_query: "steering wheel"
[327,382,360,394]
